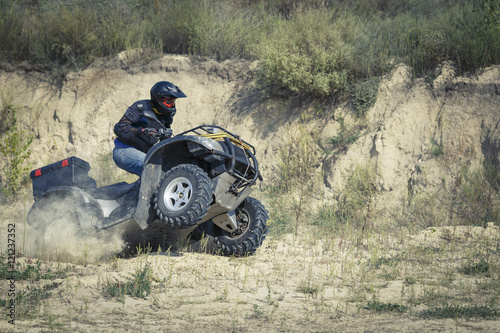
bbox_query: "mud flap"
[134,159,162,229]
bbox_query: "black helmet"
[150,81,187,116]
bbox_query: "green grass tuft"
[366,300,409,313]
[459,259,490,276]
[419,305,500,319]
[102,263,154,302]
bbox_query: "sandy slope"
[1,54,499,331]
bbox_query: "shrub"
[0,0,160,71]
[401,162,499,229]
[400,191,447,229]
[430,139,444,157]
[0,104,33,197]
[383,2,500,76]
[352,77,380,118]
[184,1,261,60]
[255,9,356,96]
[312,204,337,230]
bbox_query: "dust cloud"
[21,196,126,264]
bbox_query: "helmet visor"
[161,97,176,108]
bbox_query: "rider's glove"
[139,128,157,137]
[163,128,173,138]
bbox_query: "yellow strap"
[199,133,251,150]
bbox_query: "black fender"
[133,135,222,229]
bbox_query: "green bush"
[402,162,499,229]
[312,204,337,230]
[401,191,447,229]
[459,259,490,275]
[182,1,261,60]
[352,77,380,117]
[255,9,355,96]
[442,3,500,74]
[0,0,157,71]
[430,139,444,157]
[153,0,260,59]
[382,2,500,76]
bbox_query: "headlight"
[198,137,223,151]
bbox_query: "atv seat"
[91,181,138,200]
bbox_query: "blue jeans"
[113,145,146,176]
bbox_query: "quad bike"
[27,110,269,256]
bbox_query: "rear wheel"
[154,164,212,229]
[214,197,269,256]
[27,192,86,231]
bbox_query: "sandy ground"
[1,221,499,332]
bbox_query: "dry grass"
[1,213,498,332]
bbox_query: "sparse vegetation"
[419,305,500,320]
[330,116,363,151]
[452,164,500,227]
[266,125,322,236]
[430,139,444,157]
[400,161,499,230]
[336,162,378,232]
[0,256,69,281]
[459,259,490,276]
[0,256,69,320]
[366,300,409,313]
[0,216,498,330]
[0,104,33,198]
[102,262,154,302]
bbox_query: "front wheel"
[214,197,269,256]
[154,164,212,229]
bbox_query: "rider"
[113,81,187,175]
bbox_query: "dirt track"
[1,224,499,332]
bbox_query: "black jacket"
[114,100,173,153]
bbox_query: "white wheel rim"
[164,177,193,211]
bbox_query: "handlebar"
[154,128,173,140]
